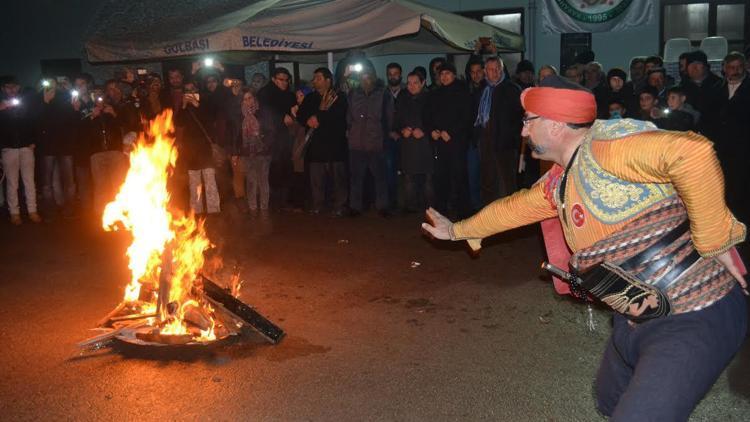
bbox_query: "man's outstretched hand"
[421,207,453,240]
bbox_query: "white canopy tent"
[85,0,524,64]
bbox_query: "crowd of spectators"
[0,43,748,231]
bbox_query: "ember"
[78,111,283,352]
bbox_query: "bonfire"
[78,111,283,351]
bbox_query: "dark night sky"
[1,0,101,85]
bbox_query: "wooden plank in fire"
[77,319,151,350]
[199,276,285,344]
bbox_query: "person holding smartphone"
[36,77,77,220]
[0,75,40,225]
[174,81,220,215]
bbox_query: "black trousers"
[433,146,469,219]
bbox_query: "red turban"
[520,86,597,124]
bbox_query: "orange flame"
[103,110,215,341]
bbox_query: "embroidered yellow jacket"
[451,119,746,257]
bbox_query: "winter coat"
[257,83,295,161]
[346,85,387,152]
[394,90,433,175]
[717,77,750,177]
[423,80,473,154]
[35,91,76,156]
[296,90,348,163]
[0,93,35,149]
[681,72,724,142]
[174,104,213,170]
[486,78,524,152]
[654,109,695,131]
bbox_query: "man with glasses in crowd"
[258,67,297,210]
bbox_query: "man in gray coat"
[346,68,389,216]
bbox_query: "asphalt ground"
[1,210,748,421]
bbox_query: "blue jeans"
[349,150,388,212]
[595,285,748,420]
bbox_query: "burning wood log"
[183,301,212,331]
[157,245,173,319]
[201,294,244,334]
[199,275,284,344]
[109,313,158,323]
[97,302,127,327]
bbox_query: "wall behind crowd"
[423,0,660,74]
[0,0,661,87]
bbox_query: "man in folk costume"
[422,75,748,420]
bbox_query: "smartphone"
[136,68,148,76]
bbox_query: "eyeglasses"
[522,115,541,125]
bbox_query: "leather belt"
[618,220,701,289]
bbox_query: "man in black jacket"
[0,76,40,225]
[424,63,473,219]
[257,67,296,210]
[297,67,349,216]
[466,57,485,211]
[71,73,98,214]
[474,57,524,205]
[88,80,131,215]
[680,50,724,142]
[718,52,750,254]
[35,78,77,218]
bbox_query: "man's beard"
[388,78,402,87]
[526,138,546,155]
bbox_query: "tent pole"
[528,0,536,63]
[327,52,333,72]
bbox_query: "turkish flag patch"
[571,203,586,228]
